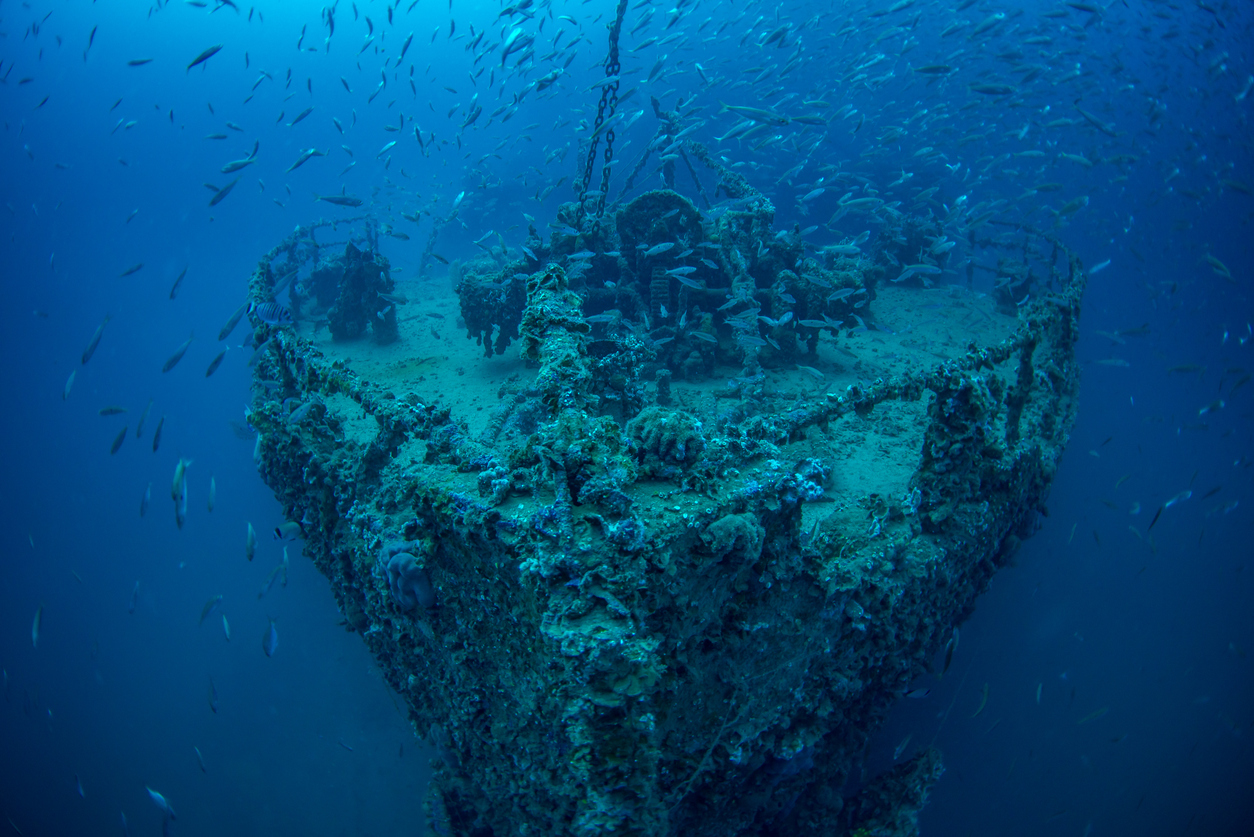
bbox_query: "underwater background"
[0,0,1250,834]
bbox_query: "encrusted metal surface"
[244,200,1084,836]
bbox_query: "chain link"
[577,0,629,227]
[578,86,610,215]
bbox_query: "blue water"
[1,1,1250,834]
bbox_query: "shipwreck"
[242,124,1084,834]
[243,13,1084,829]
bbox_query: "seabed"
[244,152,1084,836]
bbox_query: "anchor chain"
[577,0,629,227]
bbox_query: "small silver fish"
[186,43,223,72]
[218,302,248,341]
[316,193,363,207]
[82,315,111,365]
[287,401,316,424]
[172,457,192,501]
[145,786,176,819]
[258,562,284,599]
[247,338,275,367]
[208,176,241,207]
[162,334,194,373]
[199,595,223,626]
[222,154,256,172]
[136,400,153,438]
[1164,489,1192,508]
[286,147,325,173]
[797,365,824,380]
[941,627,959,677]
[169,267,188,299]
[174,481,188,530]
[205,348,227,378]
[262,618,278,657]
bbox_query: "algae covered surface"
[244,189,1083,836]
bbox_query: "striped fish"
[249,301,293,326]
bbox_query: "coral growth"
[382,540,437,611]
[327,241,399,343]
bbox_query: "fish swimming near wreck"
[186,44,223,72]
[162,334,194,372]
[315,193,364,207]
[200,595,223,626]
[262,617,278,657]
[208,176,241,207]
[286,147,326,173]
[205,348,228,377]
[146,786,176,819]
[82,316,110,364]
[249,301,294,327]
[218,302,249,341]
